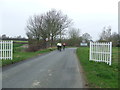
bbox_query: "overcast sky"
[0,0,119,40]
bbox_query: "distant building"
[80,43,88,46]
[80,40,88,46]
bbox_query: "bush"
[26,39,40,52]
[26,39,48,52]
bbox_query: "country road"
[2,48,85,88]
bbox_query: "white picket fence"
[0,40,13,60]
[89,42,112,65]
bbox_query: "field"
[13,40,28,43]
[76,47,119,88]
[1,43,56,66]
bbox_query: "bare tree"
[67,28,81,46]
[99,26,111,42]
[69,28,80,39]
[26,14,47,40]
[26,9,72,50]
[98,26,120,47]
[111,32,120,47]
[26,14,48,50]
[82,33,92,42]
[45,9,72,46]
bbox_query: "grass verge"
[76,47,118,88]
[13,40,28,43]
[1,44,56,67]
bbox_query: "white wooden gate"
[0,40,13,60]
[89,42,112,65]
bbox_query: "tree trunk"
[51,36,54,47]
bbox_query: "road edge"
[2,50,57,70]
[75,48,89,88]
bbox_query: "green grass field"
[76,47,118,88]
[1,43,56,66]
[13,40,28,43]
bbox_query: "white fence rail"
[0,40,13,60]
[89,42,112,65]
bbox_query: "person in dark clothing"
[62,43,66,50]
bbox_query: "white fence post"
[11,41,13,60]
[0,40,13,60]
[89,42,91,60]
[109,42,112,65]
[89,42,112,66]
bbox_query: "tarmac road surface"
[2,48,85,88]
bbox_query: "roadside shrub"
[26,39,40,52]
[26,39,48,52]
